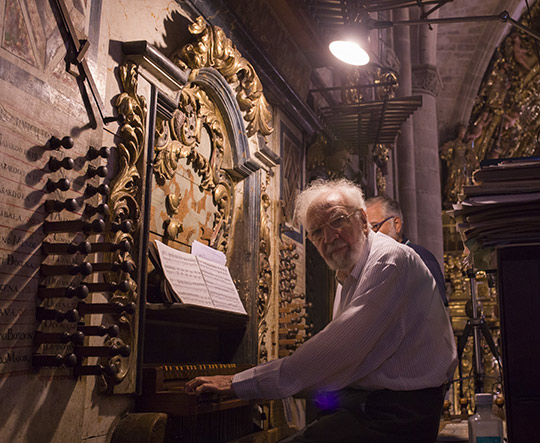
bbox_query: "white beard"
[325,232,366,271]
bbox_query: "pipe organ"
[32,136,137,381]
[0,10,312,442]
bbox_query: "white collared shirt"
[232,231,457,399]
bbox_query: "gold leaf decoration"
[99,62,147,387]
[257,179,272,363]
[153,82,234,253]
[176,16,273,138]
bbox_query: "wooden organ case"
[119,18,281,442]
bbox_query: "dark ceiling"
[261,1,456,149]
[268,0,451,67]
[206,0,457,149]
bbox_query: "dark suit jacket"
[403,237,448,307]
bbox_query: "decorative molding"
[372,143,390,195]
[154,82,235,252]
[440,2,540,206]
[374,69,398,101]
[174,16,274,139]
[102,62,147,389]
[412,64,442,97]
[257,176,272,363]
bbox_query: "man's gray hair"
[365,195,403,220]
[294,178,366,226]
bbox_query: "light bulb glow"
[329,40,370,66]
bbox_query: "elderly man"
[185,179,457,442]
[365,195,448,306]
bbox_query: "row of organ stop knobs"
[33,135,135,376]
[278,243,313,358]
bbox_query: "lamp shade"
[328,25,371,66]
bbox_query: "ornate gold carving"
[175,16,273,138]
[341,67,371,104]
[163,194,184,240]
[257,177,272,363]
[101,62,147,387]
[440,124,479,206]
[154,83,234,251]
[372,144,390,195]
[370,68,398,194]
[306,134,352,179]
[440,3,540,206]
[374,68,398,100]
[341,66,399,104]
[153,112,193,182]
[112,63,146,226]
[444,252,469,302]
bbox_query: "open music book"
[149,240,247,315]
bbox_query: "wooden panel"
[497,245,540,442]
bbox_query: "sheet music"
[197,256,247,314]
[155,240,215,308]
[191,240,227,265]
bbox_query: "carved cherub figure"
[440,124,479,205]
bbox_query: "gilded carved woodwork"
[374,69,399,101]
[440,124,479,205]
[153,83,234,251]
[166,20,277,364]
[100,62,146,387]
[306,134,352,180]
[440,2,540,207]
[174,16,273,139]
[257,176,272,363]
[372,144,390,195]
[132,20,276,367]
[371,69,397,192]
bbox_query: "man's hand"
[184,375,236,396]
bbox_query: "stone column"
[393,8,418,241]
[412,22,444,264]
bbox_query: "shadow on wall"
[157,10,194,58]
[0,373,82,442]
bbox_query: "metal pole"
[469,271,484,393]
[377,10,540,43]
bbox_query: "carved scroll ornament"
[257,178,272,363]
[99,62,147,388]
[154,83,234,251]
[174,16,273,139]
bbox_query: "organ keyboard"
[137,363,280,443]
[139,363,252,416]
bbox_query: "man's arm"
[231,258,408,400]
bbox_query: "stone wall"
[0,1,197,441]
[0,1,312,441]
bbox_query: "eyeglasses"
[370,216,393,233]
[307,209,360,244]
